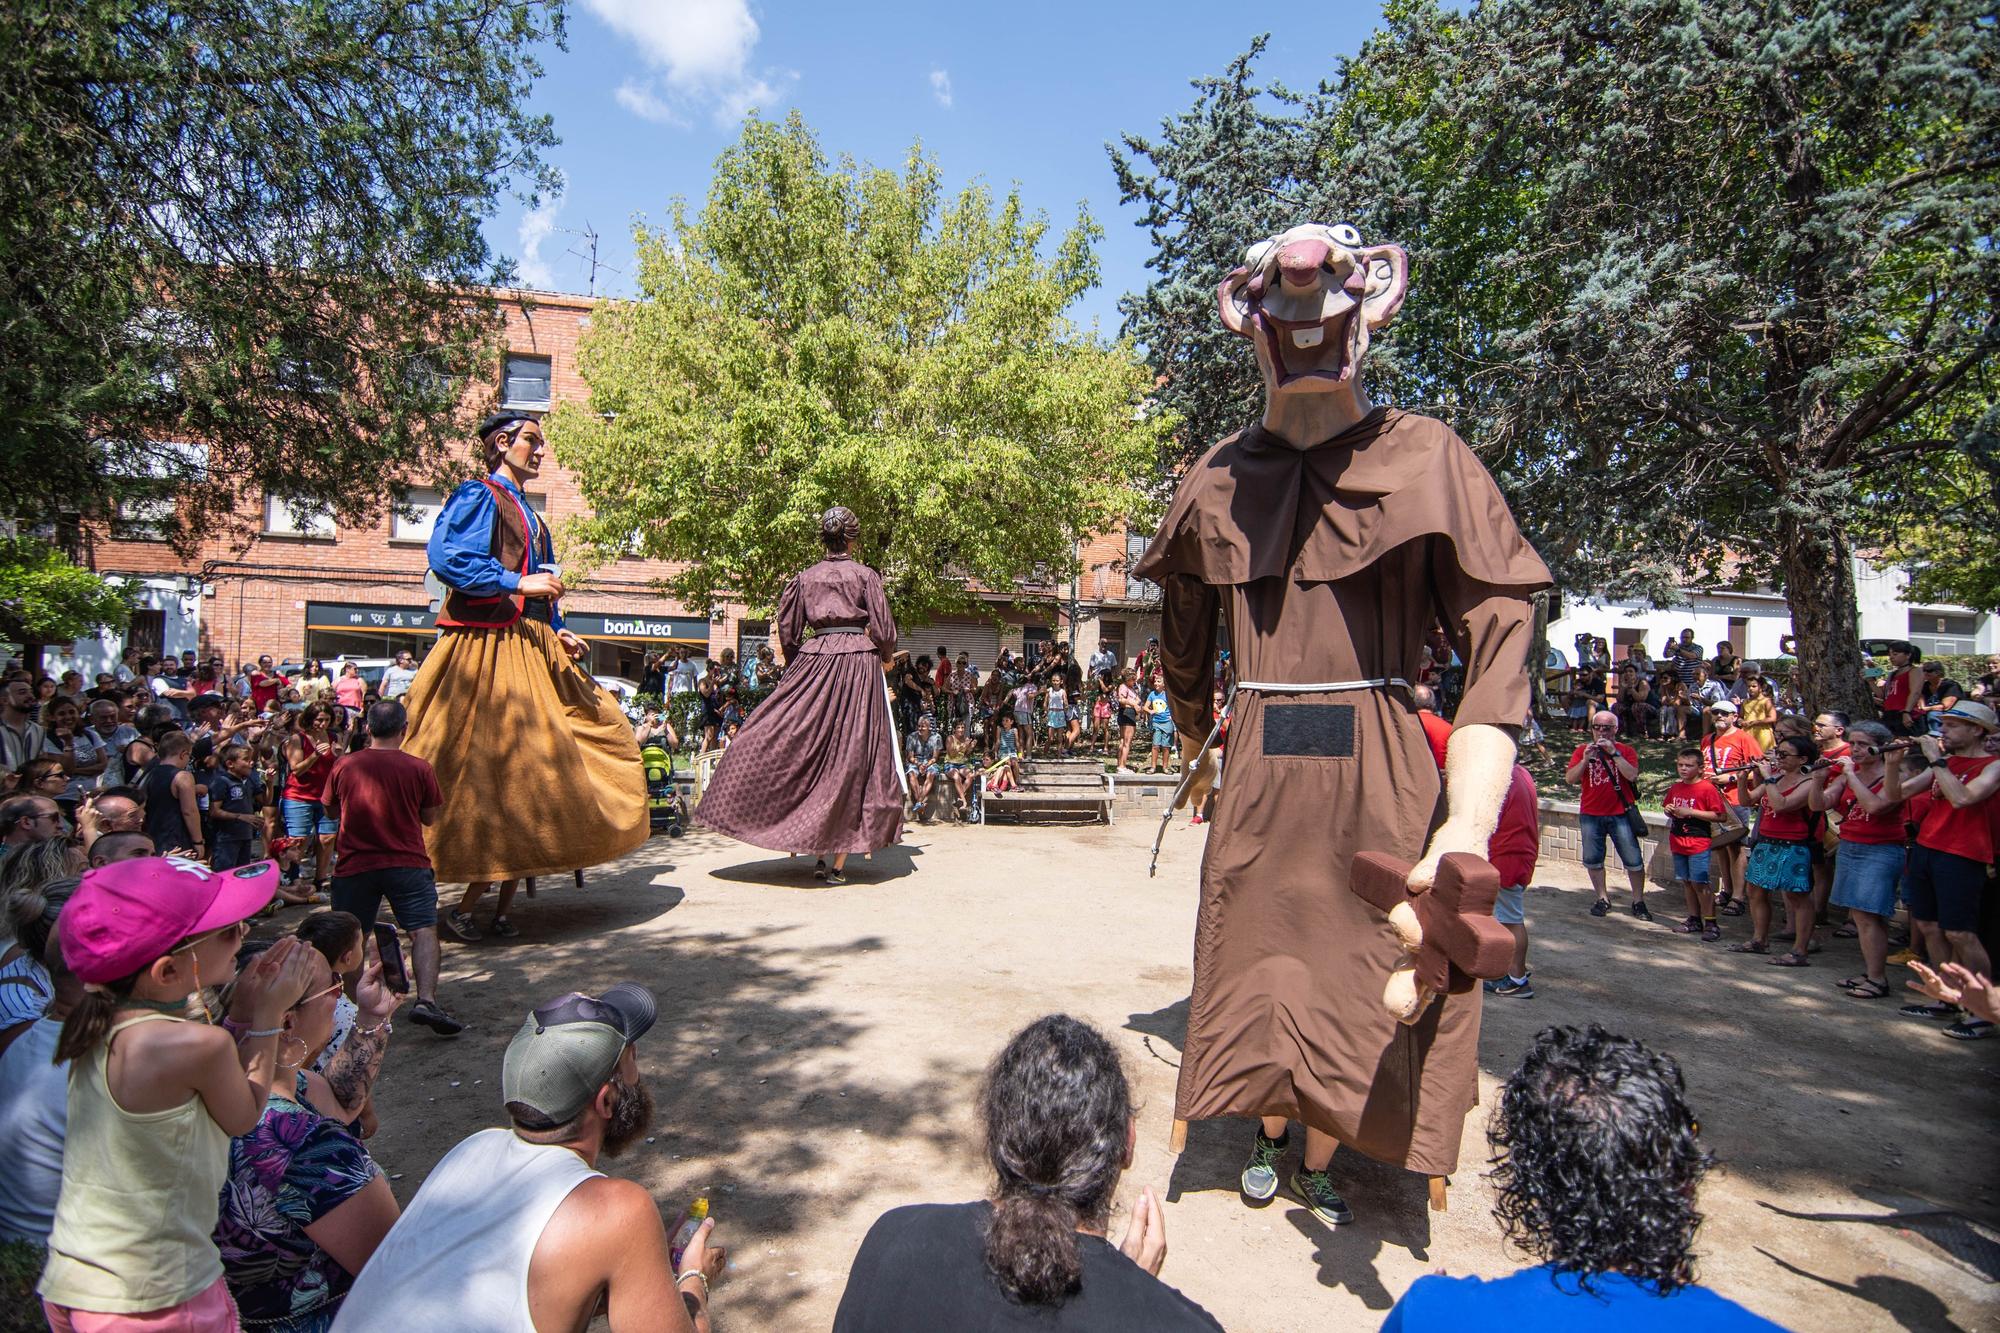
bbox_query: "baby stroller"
[641,743,687,837]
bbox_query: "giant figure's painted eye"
[1331,223,1362,248]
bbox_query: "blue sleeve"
[428,481,522,597]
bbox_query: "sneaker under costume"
[1132,225,1552,1179]
[404,473,646,882]
[697,555,906,855]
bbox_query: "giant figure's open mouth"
[1254,304,1356,387]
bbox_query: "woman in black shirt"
[834,1015,1219,1331]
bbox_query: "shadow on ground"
[346,849,968,1328]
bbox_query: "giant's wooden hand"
[1351,851,1515,1024]
[1409,722,1516,891]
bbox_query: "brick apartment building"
[52,287,1162,682]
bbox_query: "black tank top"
[141,763,196,852]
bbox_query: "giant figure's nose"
[1276,238,1331,290]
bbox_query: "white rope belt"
[1234,677,1410,693]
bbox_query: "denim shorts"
[281,797,338,838]
[1672,850,1712,884]
[1579,812,1643,870]
[1830,840,1903,918]
[1494,884,1527,925]
[331,865,439,932]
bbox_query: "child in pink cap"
[40,855,318,1332]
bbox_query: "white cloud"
[930,68,953,108]
[516,192,564,289]
[586,0,794,127]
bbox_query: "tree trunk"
[22,641,45,676]
[1777,516,1872,721]
[1528,589,1553,718]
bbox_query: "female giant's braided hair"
[820,505,861,551]
[980,1014,1131,1306]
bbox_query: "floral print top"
[215,1072,381,1331]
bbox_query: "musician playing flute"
[1885,700,2000,1040]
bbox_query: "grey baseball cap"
[502,983,658,1122]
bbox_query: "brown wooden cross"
[1349,850,1515,996]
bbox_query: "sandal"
[1769,952,1810,967]
[1843,978,1889,999]
[1942,1018,1995,1040]
[1720,899,1746,916]
[1673,916,1701,934]
[1899,1001,1958,1020]
[1832,922,1858,939]
[1729,939,1769,954]
[1589,899,1611,918]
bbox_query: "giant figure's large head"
[1219,223,1408,402]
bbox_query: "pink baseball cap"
[63,855,280,984]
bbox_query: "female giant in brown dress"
[697,508,904,880]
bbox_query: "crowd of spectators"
[1549,639,2000,1042]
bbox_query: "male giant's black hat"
[477,410,538,442]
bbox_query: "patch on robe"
[1262,704,1356,757]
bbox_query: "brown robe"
[697,555,905,855]
[1133,408,1551,1173]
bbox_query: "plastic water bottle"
[669,1195,709,1270]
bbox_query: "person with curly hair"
[1382,1025,1779,1329]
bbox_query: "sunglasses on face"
[181,919,253,952]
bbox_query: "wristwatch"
[1929,758,1949,768]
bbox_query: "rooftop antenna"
[558,221,621,297]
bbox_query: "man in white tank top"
[331,984,725,1332]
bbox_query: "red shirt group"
[1664,779,1726,855]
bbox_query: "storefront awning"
[304,602,709,642]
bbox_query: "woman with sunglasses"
[216,944,401,1330]
[1738,736,1822,965]
[41,858,317,1331]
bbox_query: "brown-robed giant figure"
[1132,223,1550,1215]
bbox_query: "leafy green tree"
[1119,4,1998,717]
[551,112,1172,629]
[0,538,132,665]
[0,0,565,549]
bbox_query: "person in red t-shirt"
[1699,701,1763,916]
[248,653,291,713]
[1809,711,1853,926]
[1663,748,1729,941]
[1878,642,1921,736]
[1564,711,1650,920]
[1885,701,2000,1039]
[1813,720,1906,999]
[1738,735,1820,963]
[1482,765,1541,997]
[324,697,460,1037]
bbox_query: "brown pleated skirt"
[403,619,647,882]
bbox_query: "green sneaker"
[1240,1133,1284,1200]
[1290,1167,1354,1225]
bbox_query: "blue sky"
[490,0,1386,335]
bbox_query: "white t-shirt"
[331,1129,601,1332]
[668,660,698,695]
[84,724,139,790]
[0,1016,67,1243]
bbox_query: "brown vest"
[436,479,542,629]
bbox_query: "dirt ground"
[344,815,2000,1332]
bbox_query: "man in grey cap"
[331,984,724,1331]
